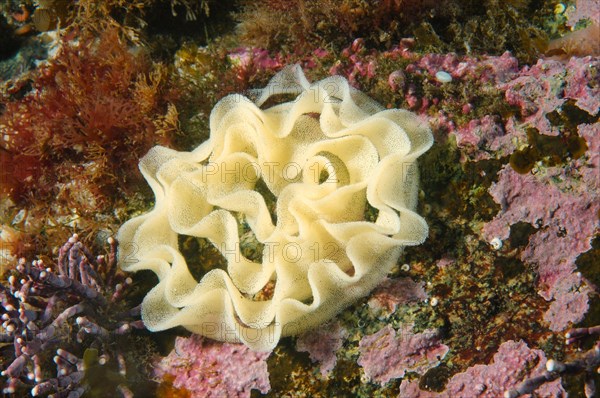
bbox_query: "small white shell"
[435,71,452,83]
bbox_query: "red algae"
[0,25,179,261]
[0,27,174,202]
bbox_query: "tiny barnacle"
[490,237,503,250]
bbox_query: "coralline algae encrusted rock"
[483,123,599,332]
[153,335,271,398]
[295,320,348,377]
[358,324,449,385]
[500,57,599,133]
[117,66,433,350]
[400,340,565,398]
[566,0,600,27]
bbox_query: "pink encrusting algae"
[295,321,349,377]
[399,340,566,398]
[153,335,271,398]
[483,122,599,331]
[358,324,449,385]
